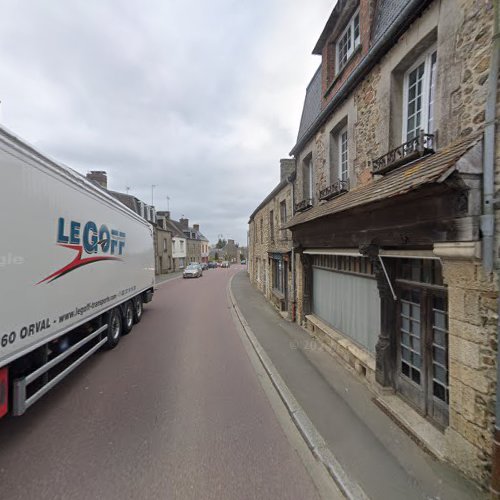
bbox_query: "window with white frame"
[338,127,348,181]
[336,10,360,74]
[403,47,437,142]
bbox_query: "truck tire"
[122,301,134,334]
[133,296,143,324]
[106,308,122,349]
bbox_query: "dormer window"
[336,9,360,74]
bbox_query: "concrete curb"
[228,274,369,500]
[155,273,183,288]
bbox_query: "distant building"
[220,239,239,263]
[157,211,187,270]
[248,159,295,315]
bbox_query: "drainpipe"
[488,2,500,497]
[493,292,500,499]
[290,172,297,322]
[482,0,500,275]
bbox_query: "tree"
[216,238,226,249]
[214,251,219,261]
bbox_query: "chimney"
[280,159,296,182]
[86,171,108,189]
[193,224,200,232]
[157,210,170,219]
[179,218,189,229]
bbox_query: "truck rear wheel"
[122,301,134,334]
[106,308,122,349]
[133,296,143,324]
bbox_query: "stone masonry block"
[463,290,482,326]
[449,411,491,452]
[442,260,477,288]
[449,334,481,369]
[449,378,479,421]
[445,428,483,483]
[449,361,491,394]
[448,318,488,344]
[448,287,474,324]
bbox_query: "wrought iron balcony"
[295,198,312,213]
[319,179,350,201]
[372,131,435,175]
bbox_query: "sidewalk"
[155,270,183,285]
[230,271,485,500]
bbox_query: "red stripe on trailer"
[0,367,8,418]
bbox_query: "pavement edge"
[227,273,369,500]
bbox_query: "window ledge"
[272,288,285,300]
[325,44,362,98]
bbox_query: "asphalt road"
[0,266,324,500]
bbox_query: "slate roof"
[162,219,185,239]
[296,65,323,143]
[167,219,209,242]
[371,0,409,45]
[285,136,480,229]
[107,190,139,213]
[292,0,433,156]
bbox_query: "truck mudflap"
[143,289,154,304]
[0,367,8,418]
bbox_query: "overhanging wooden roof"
[285,136,481,229]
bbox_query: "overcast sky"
[0,0,333,245]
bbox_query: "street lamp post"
[151,184,156,206]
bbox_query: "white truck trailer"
[0,126,155,418]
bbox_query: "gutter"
[290,0,433,157]
[489,2,500,497]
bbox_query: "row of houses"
[85,171,209,274]
[249,0,499,492]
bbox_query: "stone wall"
[445,0,493,142]
[440,257,498,484]
[248,181,294,309]
[155,226,173,274]
[353,65,381,187]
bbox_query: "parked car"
[201,262,208,270]
[241,259,246,265]
[208,262,217,269]
[221,261,230,268]
[183,264,203,278]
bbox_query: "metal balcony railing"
[372,130,435,175]
[295,198,312,213]
[319,179,350,201]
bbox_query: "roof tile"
[286,136,480,229]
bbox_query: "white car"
[183,264,203,278]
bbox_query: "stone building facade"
[155,225,173,275]
[220,239,239,263]
[249,159,295,315]
[176,218,209,264]
[249,0,499,489]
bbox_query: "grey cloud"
[0,0,333,244]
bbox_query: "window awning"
[285,135,481,230]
